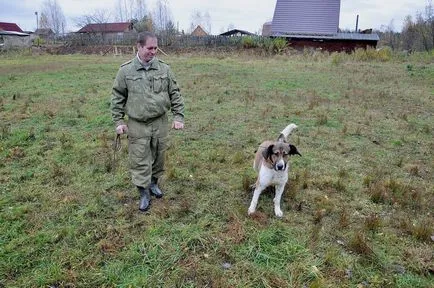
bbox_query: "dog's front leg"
[248,184,265,215]
[273,184,285,217]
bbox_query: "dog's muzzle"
[275,159,286,171]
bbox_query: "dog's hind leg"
[273,184,285,217]
[248,184,265,215]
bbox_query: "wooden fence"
[64,32,248,48]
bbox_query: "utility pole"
[355,14,359,33]
[35,11,38,30]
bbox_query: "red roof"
[0,22,23,32]
[77,22,133,33]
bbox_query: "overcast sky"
[1,0,428,33]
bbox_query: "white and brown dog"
[248,123,301,217]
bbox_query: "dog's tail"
[277,123,298,142]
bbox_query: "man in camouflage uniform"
[111,31,185,212]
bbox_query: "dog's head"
[262,142,301,171]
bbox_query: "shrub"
[352,47,392,62]
[376,46,393,61]
[33,36,45,46]
[331,52,345,66]
[258,37,274,53]
[241,36,257,49]
[272,37,287,53]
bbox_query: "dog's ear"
[262,144,274,159]
[289,144,301,156]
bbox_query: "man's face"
[137,37,158,62]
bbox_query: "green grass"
[0,50,433,287]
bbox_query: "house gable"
[191,25,208,36]
[271,0,341,35]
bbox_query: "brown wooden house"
[34,28,55,41]
[76,22,135,43]
[269,0,379,52]
[191,25,208,36]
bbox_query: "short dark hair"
[137,32,157,46]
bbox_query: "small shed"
[191,25,208,37]
[220,29,255,37]
[35,28,55,40]
[0,31,31,50]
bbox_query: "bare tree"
[115,0,147,22]
[39,13,50,29]
[415,12,431,51]
[115,0,123,21]
[73,9,112,28]
[40,0,66,35]
[380,20,399,49]
[153,0,172,32]
[424,0,434,50]
[189,10,211,34]
[189,10,201,33]
[203,11,211,34]
[381,0,434,52]
[152,0,177,45]
[407,1,434,52]
[401,15,417,51]
[115,0,129,22]
[134,0,148,20]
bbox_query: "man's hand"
[116,124,128,134]
[172,121,184,130]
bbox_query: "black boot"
[137,186,151,211]
[150,177,164,198]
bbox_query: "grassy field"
[0,49,433,287]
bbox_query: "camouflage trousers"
[127,114,169,188]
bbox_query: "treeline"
[377,2,433,52]
[43,0,434,53]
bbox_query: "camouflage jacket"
[111,56,184,126]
